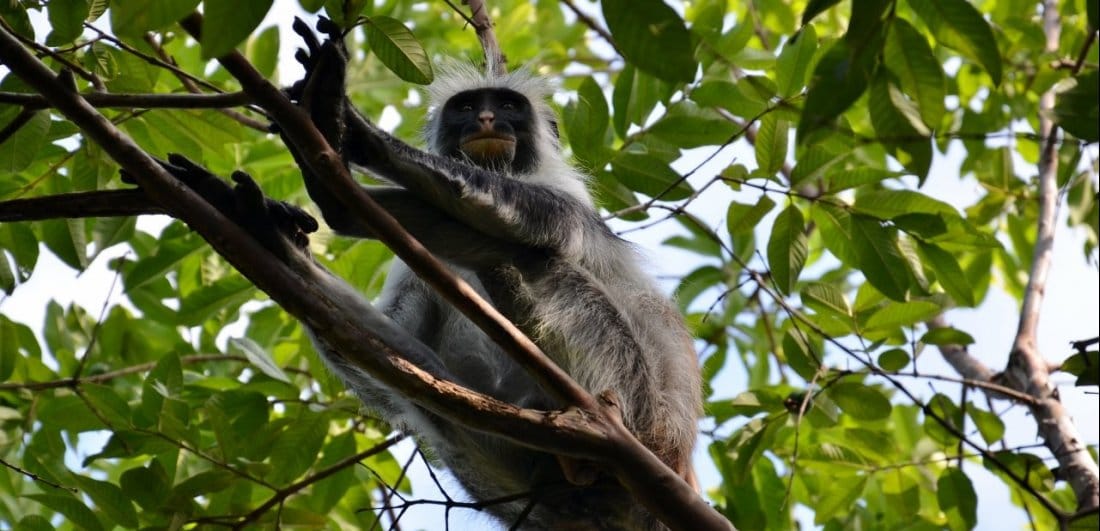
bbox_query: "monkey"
[276,20,703,530]
[133,18,699,529]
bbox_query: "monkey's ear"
[547,119,560,140]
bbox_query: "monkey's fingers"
[292,17,321,54]
[315,17,343,41]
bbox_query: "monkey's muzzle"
[460,132,517,164]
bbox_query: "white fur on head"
[422,61,591,203]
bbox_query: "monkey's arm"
[288,23,593,257]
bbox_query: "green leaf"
[1053,70,1099,142]
[364,16,433,85]
[45,0,89,46]
[177,275,256,326]
[865,300,941,330]
[767,205,808,294]
[829,381,892,420]
[782,329,820,380]
[937,468,978,530]
[884,18,946,129]
[230,337,291,383]
[268,414,329,484]
[921,327,976,346]
[814,475,868,524]
[110,0,200,37]
[81,383,133,428]
[648,103,737,148]
[40,218,88,270]
[907,0,1002,85]
[798,36,879,143]
[25,495,104,531]
[167,470,235,504]
[878,348,910,371]
[610,152,693,200]
[0,110,49,173]
[726,195,776,235]
[918,241,976,306]
[71,475,138,528]
[802,282,852,317]
[850,215,912,301]
[967,406,1005,444]
[813,203,858,266]
[613,66,671,138]
[868,73,933,178]
[924,393,964,446]
[0,316,30,382]
[776,26,817,97]
[1062,351,1099,386]
[826,167,901,192]
[802,0,842,25]
[565,76,610,167]
[200,0,272,59]
[755,113,790,176]
[247,25,280,79]
[602,0,696,83]
[120,464,171,512]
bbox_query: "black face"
[437,88,539,174]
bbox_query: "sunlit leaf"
[365,16,433,84]
[767,205,808,294]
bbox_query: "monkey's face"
[438,88,538,174]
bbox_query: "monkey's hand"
[122,154,318,256]
[283,17,351,149]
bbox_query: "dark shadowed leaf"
[602,0,696,83]
[921,326,976,346]
[878,348,910,371]
[110,0,200,37]
[1053,70,1099,142]
[908,0,1002,85]
[201,0,273,59]
[884,18,946,129]
[26,495,104,531]
[71,475,138,528]
[610,152,693,200]
[830,382,893,421]
[938,468,978,530]
[776,25,818,97]
[850,215,912,301]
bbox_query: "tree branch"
[463,0,506,75]
[0,16,729,531]
[0,90,252,109]
[1003,0,1100,511]
[174,13,728,529]
[0,190,163,222]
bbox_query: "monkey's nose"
[478,110,495,127]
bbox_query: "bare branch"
[0,90,252,109]
[0,189,164,222]
[463,0,506,75]
[1003,0,1100,511]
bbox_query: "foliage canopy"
[0,0,1097,529]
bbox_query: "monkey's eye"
[460,104,474,112]
[501,102,516,111]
